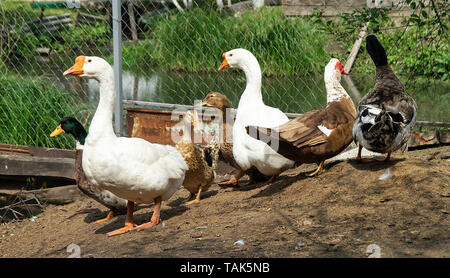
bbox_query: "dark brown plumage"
[352,35,417,161]
[247,98,355,167]
[246,58,356,176]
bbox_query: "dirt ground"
[0,145,449,258]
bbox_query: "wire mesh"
[0,0,448,150]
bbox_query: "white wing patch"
[317,125,333,137]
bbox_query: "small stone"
[441,210,450,214]
[303,220,312,226]
[196,225,208,229]
[328,238,341,245]
[379,168,392,181]
[296,242,305,248]
[233,239,245,246]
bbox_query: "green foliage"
[0,74,79,149]
[123,7,331,77]
[311,1,449,80]
[48,22,111,52]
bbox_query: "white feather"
[317,125,333,137]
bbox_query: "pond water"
[9,56,450,124]
[86,68,449,123]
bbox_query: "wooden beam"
[128,2,138,44]
[18,185,83,205]
[0,154,75,180]
[344,22,369,73]
[341,23,369,102]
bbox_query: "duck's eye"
[229,54,233,57]
[88,59,92,63]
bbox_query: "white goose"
[218,49,295,185]
[63,56,188,236]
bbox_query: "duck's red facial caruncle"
[335,61,349,75]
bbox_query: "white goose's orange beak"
[64,56,85,76]
[218,52,230,71]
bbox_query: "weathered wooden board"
[408,131,440,148]
[126,108,223,146]
[22,14,72,33]
[0,154,75,180]
[0,144,75,181]
[0,144,75,158]
[18,184,83,204]
[438,131,450,144]
[77,12,107,25]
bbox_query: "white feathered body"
[233,94,295,176]
[83,136,187,204]
[80,61,188,205]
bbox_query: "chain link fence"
[0,0,448,150]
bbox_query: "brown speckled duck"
[201,92,269,186]
[175,111,218,204]
[352,35,417,162]
[246,58,356,176]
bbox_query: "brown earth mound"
[0,145,449,258]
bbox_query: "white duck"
[218,49,295,185]
[63,56,188,236]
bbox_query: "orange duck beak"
[218,52,230,71]
[64,56,85,76]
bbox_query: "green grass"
[0,74,81,149]
[122,7,332,77]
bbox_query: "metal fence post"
[112,0,123,136]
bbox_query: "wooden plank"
[123,100,300,119]
[77,12,106,23]
[0,144,75,159]
[18,185,83,205]
[408,131,440,148]
[128,2,138,44]
[0,154,75,180]
[439,131,450,144]
[26,13,71,25]
[23,14,72,33]
[341,23,368,102]
[416,121,450,127]
[344,22,368,73]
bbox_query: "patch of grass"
[122,7,332,77]
[0,74,81,149]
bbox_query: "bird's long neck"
[87,68,116,143]
[238,58,263,108]
[374,64,404,92]
[74,130,87,146]
[324,70,350,105]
